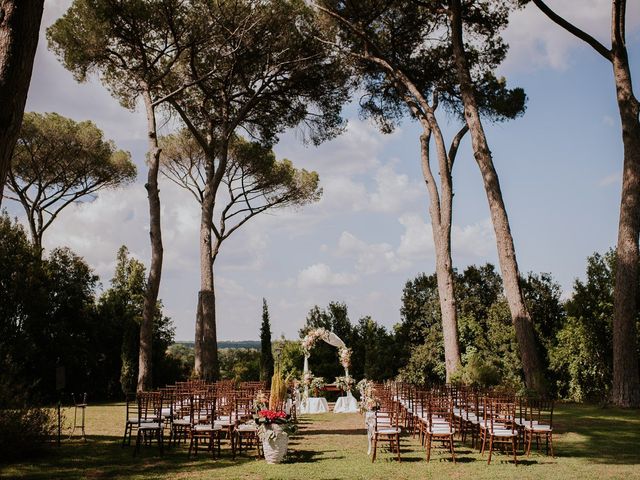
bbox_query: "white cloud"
[598,172,620,187]
[297,263,357,288]
[336,231,409,274]
[452,219,495,258]
[369,161,423,213]
[396,214,496,262]
[318,176,369,212]
[397,213,435,260]
[501,0,640,73]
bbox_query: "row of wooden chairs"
[369,382,554,465]
[123,385,266,458]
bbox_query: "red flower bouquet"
[254,409,297,437]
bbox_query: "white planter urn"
[261,424,289,464]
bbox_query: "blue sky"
[14,0,640,341]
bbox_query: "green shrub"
[451,349,501,388]
[0,407,57,462]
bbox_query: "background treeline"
[2,209,636,405]
[0,214,178,405]
[276,252,639,404]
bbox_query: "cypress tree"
[260,298,275,386]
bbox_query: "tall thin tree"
[447,0,545,392]
[260,298,275,387]
[48,0,196,391]
[163,0,349,380]
[528,0,639,408]
[317,1,526,381]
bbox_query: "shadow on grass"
[3,435,265,480]
[553,404,640,465]
[302,429,365,436]
[285,449,336,464]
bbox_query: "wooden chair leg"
[396,434,401,462]
[512,436,518,466]
[122,425,129,448]
[526,431,533,457]
[487,435,494,465]
[426,434,432,462]
[134,430,142,456]
[450,435,456,463]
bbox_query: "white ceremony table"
[299,397,329,414]
[333,391,359,413]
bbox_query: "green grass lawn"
[2,403,639,480]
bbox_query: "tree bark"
[0,0,44,207]
[195,146,222,381]
[531,0,640,406]
[137,89,164,392]
[419,131,461,380]
[195,160,215,379]
[449,0,545,393]
[610,0,640,408]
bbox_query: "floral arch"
[301,328,352,393]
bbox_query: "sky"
[12,0,640,342]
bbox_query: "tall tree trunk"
[137,89,163,392]
[0,0,44,207]
[611,0,640,407]
[195,166,215,379]
[420,131,461,380]
[195,145,222,381]
[530,0,639,405]
[449,0,545,393]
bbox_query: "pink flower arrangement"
[302,328,328,355]
[339,347,352,369]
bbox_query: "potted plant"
[256,364,296,463]
[255,409,296,464]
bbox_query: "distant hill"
[174,340,261,350]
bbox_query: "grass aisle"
[2,403,640,479]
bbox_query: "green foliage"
[0,217,177,403]
[317,1,525,133]
[548,251,639,403]
[219,349,260,383]
[47,0,192,109]
[7,112,135,249]
[276,339,304,380]
[450,348,501,388]
[165,344,195,380]
[0,214,101,402]
[397,264,563,390]
[0,407,57,462]
[260,299,275,384]
[97,246,176,394]
[353,316,398,381]
[398,343,446,386]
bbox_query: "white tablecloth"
[334,392,359,413]
[299,397,329,414]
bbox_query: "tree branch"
[531,0,612,61]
